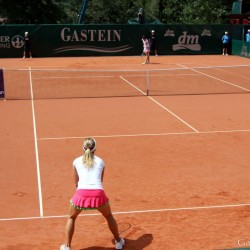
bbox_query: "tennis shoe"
[60,244,71,250]
[115,238,125,249]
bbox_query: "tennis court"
[0,55,250,250]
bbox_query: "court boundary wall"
[0,24,236,58]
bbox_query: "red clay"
[0,55,250,250]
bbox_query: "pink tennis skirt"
[70,189,109,210]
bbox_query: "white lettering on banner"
[178,32,199,44]
[61,28,121,42]
[55,27,131,54]
[0,43,10,48]
[201,29,211,36]
[0,35,24,50]
[0,36,10,42]
[238,239,250,246]
[173,31,201,51]
[0,36,11,49]
[164,29,175,37]
[11,35,24,49]
[99,30,106,41]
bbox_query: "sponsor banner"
[0,24,235,58]
[0,69,4,98]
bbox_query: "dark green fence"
[232,39,250,58]
[0,24,233,58]
[231,24,250,58]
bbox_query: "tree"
[180,0,235,24]
[0,0,236,24]
[158,0,186,24]
[83,0,144,24]
[0,0,65,24]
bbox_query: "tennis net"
[2,65,250,100]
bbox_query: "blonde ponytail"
[82,138,96,168]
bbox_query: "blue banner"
[0,69,4,98]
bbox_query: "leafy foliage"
[0,0,235,24]
[0,0,66,23]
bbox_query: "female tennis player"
[142,35,150,64]
[60,138,125,250]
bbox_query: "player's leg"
[98,203,125,249]
[146,52,150,63]
[98,203,120,241]
[63,204,82,248]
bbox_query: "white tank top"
[73,155,105,190]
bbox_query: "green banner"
[0,24,231,58]
[232,39,250,58]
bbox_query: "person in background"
[222,31,230,56]
[23,31,32,58]
[150,30,158,56]
[142,35,150,64]
[246,29,250,42]
[60,138,125,250]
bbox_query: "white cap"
[225,31,228,34]
[151,30,155,33]
[248,29,250,32]
[25,32,28,35]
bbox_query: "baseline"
[1,202,250,222]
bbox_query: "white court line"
[1,202,250,222]
[216,67,250,81]
[119,76,147,95]
[177,63,250,92]
[34,73,200,80]
[37,129,250,140]
[119,76,199,133]
[147,96,199,132]
[6,64,250,72]
[29,67,44,217]
[33,76,114,79]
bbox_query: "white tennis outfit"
[73,155,104,190]
[142,38,150,53]
[70,155,109,210]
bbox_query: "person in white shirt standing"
[60,138,125,250]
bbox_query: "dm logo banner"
[0,69,5,98]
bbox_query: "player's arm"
[101,167,105,182]
[73,165,79,188]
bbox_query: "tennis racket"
[118,222,132,235]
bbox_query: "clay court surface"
[0,55,250,250]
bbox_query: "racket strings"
[118,222,132,235]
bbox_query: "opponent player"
[142,35,150,64]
